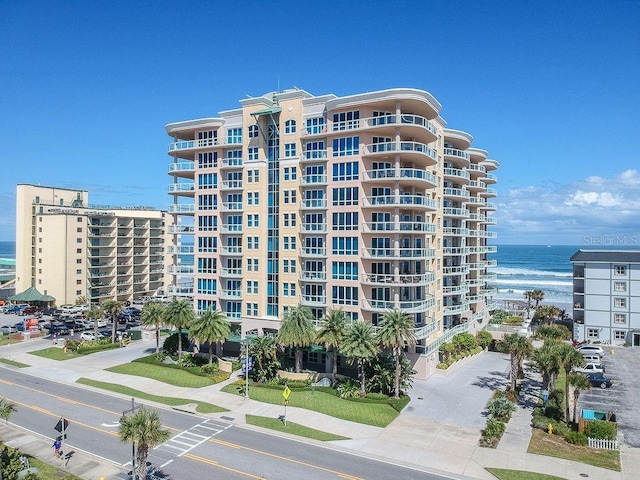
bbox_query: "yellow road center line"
[184,453,265,479]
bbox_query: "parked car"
[19,306,41,317]
[576,345,605,356]
[5,304,28,314]
[586,373,613,389]
[0,325,17,334]
[573,363,605,374]
[48,322,71,336]
[14,322,25,332]
[80,331,103,341]
[40,307,59,316]
[583,354,602,364]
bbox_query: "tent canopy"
[8,286,55,302]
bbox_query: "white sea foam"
[490,267,572,277]
[494,279,572,288]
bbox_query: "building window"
[305,117,325,135]
[332,161,359,180]
[283,190,297,204]
[198,151,217,168]
[332,262,358,280]
[332,237,358,255]
[332,111,360,131]
[76,248,82,254]
[76,269,82,274]
[332,212,358,230]
[614,313,627,324]
[77,237,82,243]
[227,128,242,144]
[614,281,627,292]
[285,120,297,134]
[614,330,626,341]
[198,258,217,274]
[197,278,217,296]
[614,265,626,275]
[248,147,258,161]
[198,173,217,189]
[247,237,259,250]
[248,124,259,138]
[332,187,359,206]
[332,286,358,305]
[246,281,258,295]
[284,143,297,157]
[332,137,359,157]
[77,259,82,264]
[614,297,627,308]
[76,279,82,285]
[587,328,600,339]
[77,217,83,222]
[77,227,82,232]
[283,166,297,181]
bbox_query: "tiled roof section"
[570,249,640,263]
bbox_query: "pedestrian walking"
[52,438,61,458]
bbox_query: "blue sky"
[1,0,638,245]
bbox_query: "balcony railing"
[363,141,437,163]
[168,162,195,174]
[443,168,470,181]
[364,113,438,137]
[299,271,327,281]
[167,265,194,275]
[221,246,243,255]
[444,147,470,161]
[299,247,327,257]
[301,295,327,306]
[364,195,437,210]
[363,168,437,186]
[362,247,435,259]
[220,224,243,233]
[168,225,195,234]
[220,268,243,277]
[300,199,327,209]
[221,180,243,190]
[166,245,194,255]
[300,223,327,233]
[443,207,470,218]
[300,174,328,185]
[361,272,435,285]
[443,188,470,199]
[361,221,436,234]
[301,150,328,161]
[168,204,195,214]
[168,183,195,194]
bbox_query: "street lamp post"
[241,339,253,399]
[121,397,142,480]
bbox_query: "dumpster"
[128,328,142,340]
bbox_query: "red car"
[19,306,41,317]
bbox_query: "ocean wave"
[490,267,572,277]
[494,279,572,288]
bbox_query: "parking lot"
[578,345,640,447]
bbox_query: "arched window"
[285,119,297,134]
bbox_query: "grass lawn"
[77,378,226,413]
[0,357,29,367]
[106,362,215,388]
[528,428,620,471]
[0,336,21,346]
[222,383,398,428]
[245,414,350,441]
[486,468,567,480]
[29,347,80,361]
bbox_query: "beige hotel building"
[15,184,171,306]
[166,87,498,378]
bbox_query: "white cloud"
[495,170,640,244]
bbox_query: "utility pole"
[121,398,142,480]
[241,339,253,398]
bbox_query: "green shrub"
[586,420,617,440]
[277,379,311,388]
[487,395,516,421]
[65,339,80,352]
[483,417,506,438]
[436,362,449,369]
[200,363,219,375]
[365,392,389,401]
[565,431,588,445]
[162,332,190,355]
[476,330,493,349]
[336,379,360,399]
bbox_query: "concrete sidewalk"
[2,337,639,480]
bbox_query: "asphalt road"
[0,367,450,480]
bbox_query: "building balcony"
[443,285,470,296]
[443,227,469,237]
[481,188,497,198]
[482,172,498,184]
[168,204,195,215]
[467,262,483,271]
[220,224,243,234]
[482,286,498,296]
[362,168,437,188]
[167,162,195,179]
[360,272,436,286]
[444,302,469,315]
[301,223,328,233]
[299,271,327,282]
[361,297,435,314]
[219,290,243,300]
[362,113,438,142]
[220,202,243,212]
[443,207,470,218]
[300,174,328,185]
[361,247,435,260]
[168,183,195,196]
[443,188,470,201]
[483,259,497,268]
[167,138,221,154]
[362,141,437,165]
[221,158,243,169]
[443,147,470,167]
[443,265,470,275]
[167,284,194,296]
[221,180,243,190]
[466,163,486,177]
[363,195,437,210]
[301,150,328,162]
[167,265,194,275]
[220,268,243,278]
[300,199,327,209]
[466,180,486,192]
[168,225,195,235]
[299,247,327,257]
[443,168,470,183]
[480,273,497,282]
[166,245,194,255]
[361,221,436,234]
[220,246,243,256]
[443,247,470,256]
[88,231,115,238]
[483,202,497,211]
[301,295,327,307]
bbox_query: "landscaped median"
[245,415,351,441]
[222,380,408,428]
[29,340,121,360]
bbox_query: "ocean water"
[488,245,577,305]
[0,241,15,259]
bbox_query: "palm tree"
[102,299,123,343]
[119,408,170,480]
[315,309,348,384]
[164,299,195,360]
[189,308,231,364]
[141,302,166,357]
[523,291,534,314]
[499,333,532,392]
[537,305,560,325]
[535,324,571,343]
[568,372,591,425]
[341,321,380,397]
[0,397,16,421]
[377,309,416,399]
[530,344,558,392]
[86,307,103,339]
[555,343,585,423]
[277,304,316,373]
[250,334,279,383]
[531,289,545,309]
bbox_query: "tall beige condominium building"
[165,87,498,378]
[16,184,171,306]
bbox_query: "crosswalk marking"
[154,419,230,458]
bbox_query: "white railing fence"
[587,437,618,450]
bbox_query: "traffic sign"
[282,385,291,400]
[54,418,69,433]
